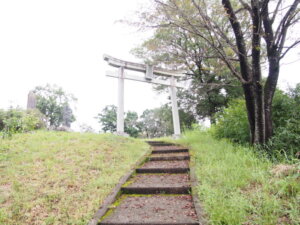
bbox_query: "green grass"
[0,131,149,225]
[172,129,299,225]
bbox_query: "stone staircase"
[97,141,200,225]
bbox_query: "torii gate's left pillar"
[117,67,125,135]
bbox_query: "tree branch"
[280,39,300,59]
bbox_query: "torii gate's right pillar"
[170,76,181,137]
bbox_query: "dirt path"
[98,141,200,225]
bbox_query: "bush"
[212,89,300,159]
[212,99,249,144]
[263,90,300,159]
[0,108,45,137]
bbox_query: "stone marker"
[27,91,37,109]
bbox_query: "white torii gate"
[103,54,184,137]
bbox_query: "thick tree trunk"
[243,82,266,145]
[243,84,256,143]
[254,82,265,144]
[251,0,265,144]
[264,54,280,141]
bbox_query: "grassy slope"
[172,130,299,225]
[0,131,149,225]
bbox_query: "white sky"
[0,0,169,131]
[0,0,299,131]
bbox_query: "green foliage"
[172,129,300,225]
[124,111,140,138]
[213,86,300,159]
[212,99,250,144]
[140,105,173,138]
[96,105,141,137]
[97,105,117,133]
[179,108,197,130]
[33,84,76,128]
[97,104,196,138]
[263,89,300,159]
[139,104,196,138]
[0,108,45,137]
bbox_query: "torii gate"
[103,54,184,137]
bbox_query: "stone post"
[27,91,37,109]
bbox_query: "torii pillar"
[170,76,181,136]
[117,66,125,135]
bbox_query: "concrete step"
[100,222,198,225]
[147,142,175,146]
[122,186,191,194]
[146,141,166,144]
[137,160,189,173]
[150,152,190,161]
[152,148,189,154]
[99,195,199,225]
[136,168,189,173]
[122,174,191,194]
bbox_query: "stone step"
[146,141,166,144]
[149,156,190,161]
[100,222,198,225]
[122,174,191,194]
[99,195,199,225]
[122,186,191,194]
[150,152,190,161]
[136,160,189,173]
[152,148,189,154]
[147,142,175,146]
[136,168,189,173]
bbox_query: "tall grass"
[177,129,300,225]
[0,131,149,225]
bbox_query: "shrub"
[212,99,249,144]
[212,89,300,159]
[264,90,300,159]
[0,108,45,137]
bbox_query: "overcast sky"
[0,0,299,131]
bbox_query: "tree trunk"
[251,0,265,144]
[243,84,256,143]
[264,53,280,141]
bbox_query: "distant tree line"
[96,104,196,138]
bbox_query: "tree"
[124,111,141,138]
[140,105,173,138]
[96,105,141,137]
[139,104,197,138]
[79,123,95,133]
[97,105,117,133]
[135,0,300,144]
[33,84,76,128]
[132,19,244,124]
